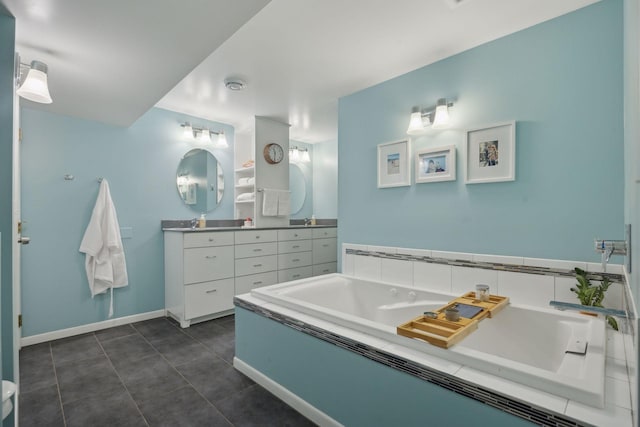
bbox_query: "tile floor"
[19,315,316,426]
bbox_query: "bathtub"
[251,273,606,408]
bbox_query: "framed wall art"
[415,145,456,184]
[377,139,411,188]
[465,121,515,184]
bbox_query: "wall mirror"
[289,163,306,214]
[176,148,224,213]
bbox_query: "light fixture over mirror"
[406,98,454,135]
[181,122,228,149]
[289,146,310,163]
[16,55,53,104]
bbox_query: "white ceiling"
[5,0,599,142]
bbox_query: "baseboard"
[20,309,166,347]
[233,357,342,427]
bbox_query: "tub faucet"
[190,217,198,230]
[549,301,627,318]
[594,239,627,272]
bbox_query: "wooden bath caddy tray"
[396,292,509,349]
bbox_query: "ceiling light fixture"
[289,146,300,163]
[16,55,53,104]
[180,122,228,149]
[224,78,246,91]
[300,148,311,163]
[406,98,454,135]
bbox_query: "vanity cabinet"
[164,231,235,328]
[164,227,337,327]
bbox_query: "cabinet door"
[235,271,279,295]
[313,262,338,276]
[235,242,278,259]
[277,240,312,254]
[312,228,337,239]
[184,246,234,284]
[278,266,313,283]
[184,278,235,319]
[313,238,337,264]
[184,231,234,248]
[235,255,278,277]
[235,230,277,244]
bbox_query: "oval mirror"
[176,149,224,213]
[289,163,306,214]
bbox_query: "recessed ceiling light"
[224,78,246,91]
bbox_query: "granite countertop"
[162,225,336,232]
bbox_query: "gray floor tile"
[50,333,103,365]
[18,384,65,427]
[101,333,158,370]
[56,354,125,404]
[19,342,51,362]
[182,319,227,342]
[152,332,213,366]
[139,385,232,427]
[116,353,188,404]
[176,354,253,404]
[64,390,146,427]
[95,324,138,342]
[199,330,236,363]
[20,352,57,393]
[133,317,186,344]
[217,384,316,427]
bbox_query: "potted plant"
[570,267,618,330]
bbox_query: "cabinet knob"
[253,264,262,267]
[253,281,263,285]
[293,274,300,278]
[206,289,217,294]
[293,259,300,262]
[253,248,262,252]
[293,245,300,249]
[208,238,215,241]
[205,255,217,259]
[255,235,260,239]
[322,244,329,248]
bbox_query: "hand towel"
[237,192,254,202]
[277,190,291,216]
[262,189,279,216]
[238,177,249,185]
[79,179,128,318]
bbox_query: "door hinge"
[17,221,22,234]
[18,314,22,328]
[18,128,22,142]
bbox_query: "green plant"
[570,267,618,330]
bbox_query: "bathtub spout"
[549,301,627,318]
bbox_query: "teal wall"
[20,107,234,336]
[236,307,533,426]
[0,11,15,427]
[313,139,338,218]
[338,0,623,263]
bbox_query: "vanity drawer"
[278,266,313,283]
[312,228,337,239]
[234,230,277,245]
[184,246,234,284]
[313,238,337,264]
[184,231,234,248]
[184,278,234,320]
[235,271,278,295]
[278,251,312,270]
[235,242,277,259]
[277,239,312,254]
[235,255,278,277]
[313,262,337,276]
[278,229,313,241]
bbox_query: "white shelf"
[235,167,255,174]
[236,200,255,204]
[235,184,255,190]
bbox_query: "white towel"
[238,177,250,185]
[278,191,291,216]
[247,177,255,185]
[262,189,279,216]
[79,179,128,318]
[236,192,254,202]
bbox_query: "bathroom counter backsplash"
[342,243,626,312]
[161,218,337,231]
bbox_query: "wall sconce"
[406,98,454,135]
[289,146,310,163]
[15,54,53,104]
[181,122,228,148]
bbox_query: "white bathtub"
[251,273,606,408]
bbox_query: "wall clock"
[263,142,285,164]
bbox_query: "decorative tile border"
[235,297,589,427]
[345,248,625,283]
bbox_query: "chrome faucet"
[594,239,627,272]
[190,217,198,230]
[304,218,312,226]
[549,301,627,318]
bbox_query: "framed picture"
[465,121,516,184]
[415,145,456,183]
[377,139,411,188]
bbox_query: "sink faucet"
[190,217,198,230]
[549,301,627,318]
[304,218,312,226]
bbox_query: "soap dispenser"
[198,214,206,228]
[311,215,316,226]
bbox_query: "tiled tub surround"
[233,245,634,426]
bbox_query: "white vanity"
[164,226,337,327]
